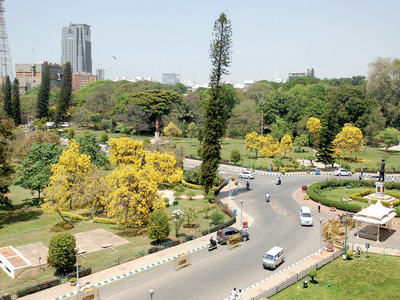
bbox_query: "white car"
[300,207,313,226]
[334,169,352,176]
[238,171,254,179]
[363,174,380,181]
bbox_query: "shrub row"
[92,217,117,224]
[1,295,11,300]
[197,203,217,213]
[60,211,89,221]
[67,267,92,279]
[16,278,61,297]
[181,179,218,191]
[148,239,183,255]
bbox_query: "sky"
[5,0,400,84]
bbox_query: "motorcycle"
[266,193,270,202]
[246,182,250,190]
[208,237,217,251]
[276,178,281,185]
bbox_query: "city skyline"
[5,0,400,84]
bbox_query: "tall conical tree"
[200,13,233,193]
[12,78,21,125]
[317,103,339,167]
[2,76,12,118]
[37,62,50,119]
[56,62,72,123]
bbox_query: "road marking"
[208,263,226,271]
[168,278,190,288]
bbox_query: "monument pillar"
[155,120,160,140]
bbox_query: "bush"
[231,175,235,181]
[205,193,215,203]
[302,185,308,191]
[16,278,61,297]
[100,132,108,143]
[92,217,117,224]
[308,268,317,282]
[61,211,89,221]
[48,233,76,274]
[211,211,224,225]
[67,128,75,140]
[143,138,151,145]
[280,168,286,174]
[148,246,163,255]
[230,149,241,164]
[234,180,238,185]
[148,209,170,242]
[346,250,354,259]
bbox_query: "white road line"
[168,278,190,288]
[208,263,226,271]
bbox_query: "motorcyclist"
[276,177,281,184]
[246,181,250,189]
[209,236,216,247]
[266,192,270,202]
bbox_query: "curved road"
[101,168,330,300]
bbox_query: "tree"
[2,76,12,118]
[67,128,75,140]
[245,132,261,158]
[56,62,72,123]
[100,131,108,143]
[16,143,62,199]
[76,133,109,168]
[280,134,294,157]
[163,122,182,139]
[259,134,281,158]
[293,134,309,152]
[48,233,76,275]
[113,104,150,135]
[226,99,260,139]
[89,113,101,129]
[0,117,15,207]
[364,106,386,146]
[308,268,318,283]
[317,104,338,167]
[188,122,197,145]
[375,127,400,153]
[175,82,187,94]
[12,78,21,125]
[230,149,241,164]
[183,206,198,227]
[172,209,184,237]
[306,117,322,149]
[270,117,291,142]
[14,129,59,161]
[37,62,50,119]
[147,209,171,242]
[333,124,364,161]
[174,100,194,124]
[200,12,233,194]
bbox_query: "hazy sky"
[5,0,400,84]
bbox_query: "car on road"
[238,171,254,179]
[334,168,352,176]
[262,246,285,269]
[216,227,249,244]
[363,174,380,181]
[299,206,313,226]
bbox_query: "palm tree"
[174,100,194,123]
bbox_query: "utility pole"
[0,0,13,81]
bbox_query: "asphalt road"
[101,166,331,300]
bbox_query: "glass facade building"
[162,72,180,85]
[61,23,92,74]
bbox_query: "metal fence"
[250,249,344,300]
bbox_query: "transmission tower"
[0,0,13,81]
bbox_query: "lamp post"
[240,200,244,230]
[260,100,265,136]
[342,198,352,258]
[251,153,253,172]
[319,218,323,253]
[74,247,80,290]
[228,178,231,200]
[149,289,155,299]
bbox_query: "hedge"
[60,211,89,221]
[92,217,117,224]
[67,267,92,279]
[181,179,218,191]
[16,278,61,297]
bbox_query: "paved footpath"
[19,180,400,300]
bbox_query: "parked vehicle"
[334,169,352,176]
[262,246,285,269]
[239,171,254,179]
[216,227,249,244]
[300,206,313,226]
[363,174,380,181]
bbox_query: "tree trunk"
[57,209,74,227]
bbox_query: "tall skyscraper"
[162,72,180,85]
[61,23,92,74]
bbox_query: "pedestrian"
[361,168,363,177]
[231,288,237,299]
[318,201,321,213]
[237,289,243,300]
[392,177,395,183]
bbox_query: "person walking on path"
[361,168,363,177]
[318,201,321,213]
[231,288,237,299]
[237,289,243,300]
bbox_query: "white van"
[262,246,285,269]
[300,206,313,226]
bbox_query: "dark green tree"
[12,78,21,125]
[37,62,50,119]
[56,62,72,123]
[76,133,109,168]
[147,209,171,242]
[16,143,62,200]
[175,82,187,94]
[230,149,241,164]
[2,76,12,118]
[200,12,233,193]
[0,117,15,207]
[317,104,338,167]
[48,233,76,275]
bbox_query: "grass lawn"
[270,253,400,300]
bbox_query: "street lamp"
[74,247,80,290]
[341,198,352,259]
[319,218,323,253]
[251,153,253,172]
[240,200,244,230]
[149,289,155,299]
[260,100,265,136]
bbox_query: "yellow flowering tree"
[259,134,281,158]
[280,134,294,157]
[42,139,92,226]
[333,124,364,162]
[245,132,261,158]
[306,117,322,149]
[163,122,182,139]
[109,138,144,166]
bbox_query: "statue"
[378,159,385,182]
[155,120,159,133]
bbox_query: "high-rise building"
[96,68,105,80]
[15,62,64,94]
[162,72,180,85]
[61,23,92,74]
[71,72,97,90]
